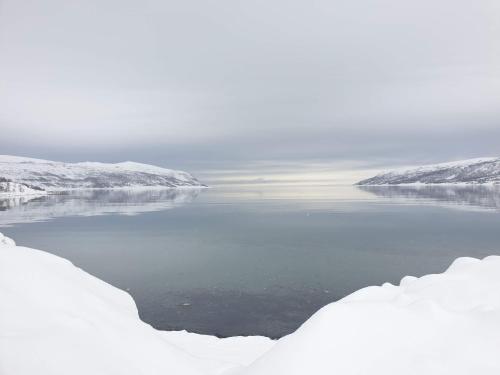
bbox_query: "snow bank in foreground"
[0,232,15,246]
[1,232,500,375]
[0,234,273,375]
[243,257,500,375]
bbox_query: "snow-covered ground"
[1,232,500,374]
[0,180,47,197]
[0,155,205,194]
[0,233,273,375]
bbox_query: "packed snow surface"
[0,155,205,193]
[357,157,500,185]
[1,232,500,374]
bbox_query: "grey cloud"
[1,0,499,179]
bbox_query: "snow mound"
[160,331,274,374]
[1,233,499,375]
[0,244,203,375]
[0,236,272,375]
[0,233,15,246]
[242,255,500,375]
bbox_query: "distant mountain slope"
[357,158,500,185]
[0,179,46,196]
[0,155,205,193]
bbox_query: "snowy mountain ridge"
[0,155,205,193]
[357,157,500,185]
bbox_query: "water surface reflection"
[0,188,201,226]
[2,185,500,337]
[359,185,500,211]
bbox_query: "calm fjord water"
[2,185,500,338]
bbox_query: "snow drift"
[0,233,272,375]
[242,256,500,375]
[1,232,500,375]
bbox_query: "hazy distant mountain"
[357,158,500,185]
[0,155,205,194]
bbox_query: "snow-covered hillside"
[0,179,46,196]
[357,157,500,185]
[2,232,500,375]
[0,155,205,193]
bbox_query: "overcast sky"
[1,0,499,183]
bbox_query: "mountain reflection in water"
[0,189,201,226]
[358,185,500,211]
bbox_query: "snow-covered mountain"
[0,179,46,196]
[357,158,500,185]
[0,155,205,193]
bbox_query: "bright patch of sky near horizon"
[1,0,500,183]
